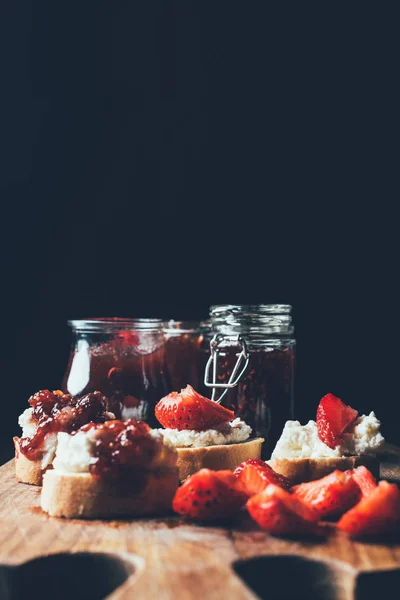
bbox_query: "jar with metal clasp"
[61,318,171,427]
[204,305,295,458]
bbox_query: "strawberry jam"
[61,319,171,428]
[205,347,295,457]
[79,419,161,484]
[203,305,296,458]
[163,321,211,392]
[20,389,117,460]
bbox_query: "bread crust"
[41,468,179,519]
[176,437,264,482]
[13,437,48,486]
[267,454,380,484]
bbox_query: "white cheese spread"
[18,408,36,438]
[340,412,385,455]
[271,420,341,459]
[157,418,252,448]
[271,412,384,460]
[52,430,96,473]
[18,407,58,469]
[40,433,59,469]
[52,428,177,474]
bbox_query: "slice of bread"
[267,454,380,484]
[41,467,179,519]
[14,437,48,486]
[176,437,264,482]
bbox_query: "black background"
[1,2,399,463]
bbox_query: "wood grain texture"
[0,460,399,599]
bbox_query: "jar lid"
[68,318,164,333]
[209,304,294,336]
[210,304,292,316]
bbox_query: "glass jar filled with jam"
[163,320,211,392]
[61,318,171,427]
[204,305,295,458]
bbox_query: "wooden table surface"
[0,460,399,600]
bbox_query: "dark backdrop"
[1,2,399,463]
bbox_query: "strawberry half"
[337,480,400,537]
[293,470,361,519]
[172,468,248,520]
[316,393,358,449]
[246,484,322,536]
[234,459,292,495]
[155,385,234,431]
[345,466,377,498]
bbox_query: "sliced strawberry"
[337,481,400,537]
[293,470,361,519]
[247,484,322,536]
[316,393,358,449]
[345,466,377,498]
[233,459,292,495]
[155,385,234,431]
[172,468,248,520]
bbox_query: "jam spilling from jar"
[20,390,118,460]
[79,419,161,487]
[62,330,170,428]
[202,347,295,458]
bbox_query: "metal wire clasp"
[204,334,250,403]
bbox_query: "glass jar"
[61,318,171,427]
[163,320,211,392]
[204,305,295,458]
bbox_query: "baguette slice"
[267,454,380,484]
[41,467,179,519]
[13,437,49,486]
[176,437,264,482]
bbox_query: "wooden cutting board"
[0,460,399,600]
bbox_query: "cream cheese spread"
[157,418,252,448]
[52,428,176,474]
[340,412,385,455]
[271,412,384,460]
[18,407,58,469]
[52,430,96,473]
[18,408,36,438]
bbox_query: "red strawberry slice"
[246,484,322,536]
[345,466,377,498]
[337,480,400,537]
[316,393,358,449]
[293,470,361,519]
[155,385,234,431]
[172,468,248,520]
[234,459,292,495]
